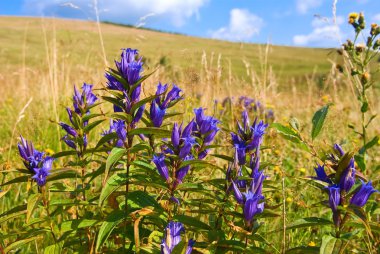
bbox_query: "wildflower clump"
[312,144,378,236]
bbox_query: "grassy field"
[0,16,379,253]
[0,16,349,154]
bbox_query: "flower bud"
[348,12,358,24]
[361,72,370,84]
[373,39,380,50]
[358,13,365,29]
[355,43,365,53]
[366,36,372,47]
[370,23,378,35]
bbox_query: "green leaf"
[83,119,105,133]
[102,96,125,109]
[128,127,171,137]
[128,191,162,210]
[104,147,126,184]
[82,113,103,123]
[99,173,127,207]
[47,168,80,182]
[94,132,118,150]
[44,242,63,254]
[271,123,301,143]
[173,214,211,231]
[320,235,337,254]
[1,176,29,186]
[354,154,366,171]
[52,150,77,158]
[110,113,133,123]
[96,210,125,251]
[289,117,300,131]
[359,135,379,154]
[130,94,158,115]
[286,217,332,230]
[26,193,41,223]
[60,219,99,233]
[311,104,330,140]
[4,236,41,253]
[286,246,319,254]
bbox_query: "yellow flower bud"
[308,241,316,247]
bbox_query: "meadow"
[0,14,379,253]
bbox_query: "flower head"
[152,154,169,182]
[339,159,356,192]
[243,191,264,224]
[150,83,183,127]
[327,185,340,212]
[115,48,143,86]
[17,136,44,172]
[350,181,379,207]
[313,164,332,184]
[73,83,97,115]
[31,157,54,186]
[161,221,185,254]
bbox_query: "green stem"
[42,186,57,243]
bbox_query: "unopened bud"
[373,39,380,50]
[361,72,370,84]
[370,23,378,35]
[355,43,366,53]
[366,36,372,47]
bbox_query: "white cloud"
[210,9,263,42]
[22,0,208,27]
[293,16,344,47]
[296,0,323,14]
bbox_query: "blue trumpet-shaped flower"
[114,48,143,86]
[171,122,196,160]
[73,83,97,116]
[339,159,356,192]
[313,164,332,184]
[327,185,340,212]
[350,181,379,207]
[17,136,54,187]
[152,153,170,182]
[192,108,219,159]
[150,83,183,127]
[231,111,268,165]
[243,191,264,224]
[161,221,185,254]
[185,239,195,254]
[31,157,54,186]
[17,136,44,172]
[231,180,265,225]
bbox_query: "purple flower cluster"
[192,108,220,159]
[313,144,378,227]
[102,120,127,148]
[152,109,219,202]
[161,221,194,254]
[150,83,183,127]
[231,111,268,165]
[105,48,145,126]
[17,136,54,186]
[228,111,267,227]
[60,83,97,151]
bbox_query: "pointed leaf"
[311,104,330,140]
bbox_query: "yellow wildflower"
[45,148,55,156]
[308,241,316,247]
[286,197,293,203]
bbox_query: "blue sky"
[1,0,380,47]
